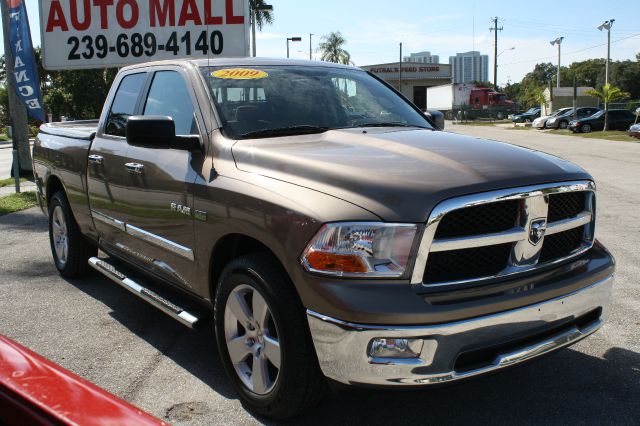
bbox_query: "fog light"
[369,338,423,359]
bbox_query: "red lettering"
[70,0,91,31]
[46,0,68,32]
[149,0,175,27]
[178,0,202,25]
[116,0,139,29]
[93,0,114,29]
[225,0,244,24]
[204,0,222,25]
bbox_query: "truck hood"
[231,128,591,222]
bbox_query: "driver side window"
[143,71,198,135]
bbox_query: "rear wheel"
[444,110,454,120]
[48,191,97,278]
[581,124,592,133]
[214,254,325,419]
[496,111,505,120]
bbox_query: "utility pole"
[309,33,313,60]
[399,43,403,94]
[490,17,503,88]
[550,37,564,88]
[1,0,31,191]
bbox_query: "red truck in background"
[426,83,516,120]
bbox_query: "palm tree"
[318,32,352,65]
[250,0,274,57]
[250,0,274,30]
[586,84,630,131]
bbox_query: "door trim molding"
[126,224,195,261]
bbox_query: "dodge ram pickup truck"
[33,58,615,419]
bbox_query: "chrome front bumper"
[307,275,613,386]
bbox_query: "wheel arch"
[208,233,290,302]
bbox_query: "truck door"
[87,72,147,247]
[119,69,204,290]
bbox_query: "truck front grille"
[416,181,596,287]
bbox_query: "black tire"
[214,253,325,419]
[581,124,592,133]
[48,191,97,278]
[496,111,505,120]
[524,118,532,123]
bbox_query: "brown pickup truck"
[33,58,615,419]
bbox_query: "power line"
[500,33,640,66]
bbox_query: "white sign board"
[39,0,249,70]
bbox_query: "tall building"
[449,51,489,83]
[403,51,439,64]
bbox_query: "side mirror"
[126,116,200,151]
[424,110,445,130]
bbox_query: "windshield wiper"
[341,122,430,129]
[237,125,330,139]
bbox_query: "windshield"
[551,108,571,117]
[200,65,432,139]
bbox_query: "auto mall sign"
[38,0,250,70]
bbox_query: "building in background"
[361,62,451,111]
[449,51,489,84]
[403,51,440,64]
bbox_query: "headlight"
[301,222,418,277]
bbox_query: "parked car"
[545,107,601,129]
[33,58,614,420]
[628,123,640,139]
[569,109,637,133]
[532,108,572,129]
[511,107,541,123]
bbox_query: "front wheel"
[48,191,97,278]
[581,124,592,133]
[214,254,325,419]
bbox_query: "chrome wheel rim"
[224,284,281,395]
[52,205,68,267]
[583,124,591,133]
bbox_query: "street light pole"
[496,47,515,87]
[251,3,273,57]
[597,19,615,85]
[309,33,313,60]
[550,37,564,88]
[286,37,302,58]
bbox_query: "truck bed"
[39,120,99,141]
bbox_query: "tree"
[586,84,630,131]
[250,0,274,30]
[318,32,351,65]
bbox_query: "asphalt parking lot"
[1,126,639,425]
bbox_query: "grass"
[0,192,38,216]
[0,134,9,142]
[0,177,28,188]
[546,129,637,142]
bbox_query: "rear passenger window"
[144,71,198,135]
[105,73,146,137]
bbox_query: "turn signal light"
[304,251,368,273]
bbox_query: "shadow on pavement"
[65,269,640,425]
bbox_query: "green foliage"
[586,84,630,104]
[250,0,274,30]
[504,54,640,111]
[318,32,352,65]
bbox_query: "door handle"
[88,155,104,165]
[125,163,145,174]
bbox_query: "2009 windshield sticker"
[211,69,268,79]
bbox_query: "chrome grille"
[413,181,596,287]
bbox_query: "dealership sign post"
[39,0,250,70]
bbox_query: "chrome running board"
[88,257,199,329]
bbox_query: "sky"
[3,0,639,86]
